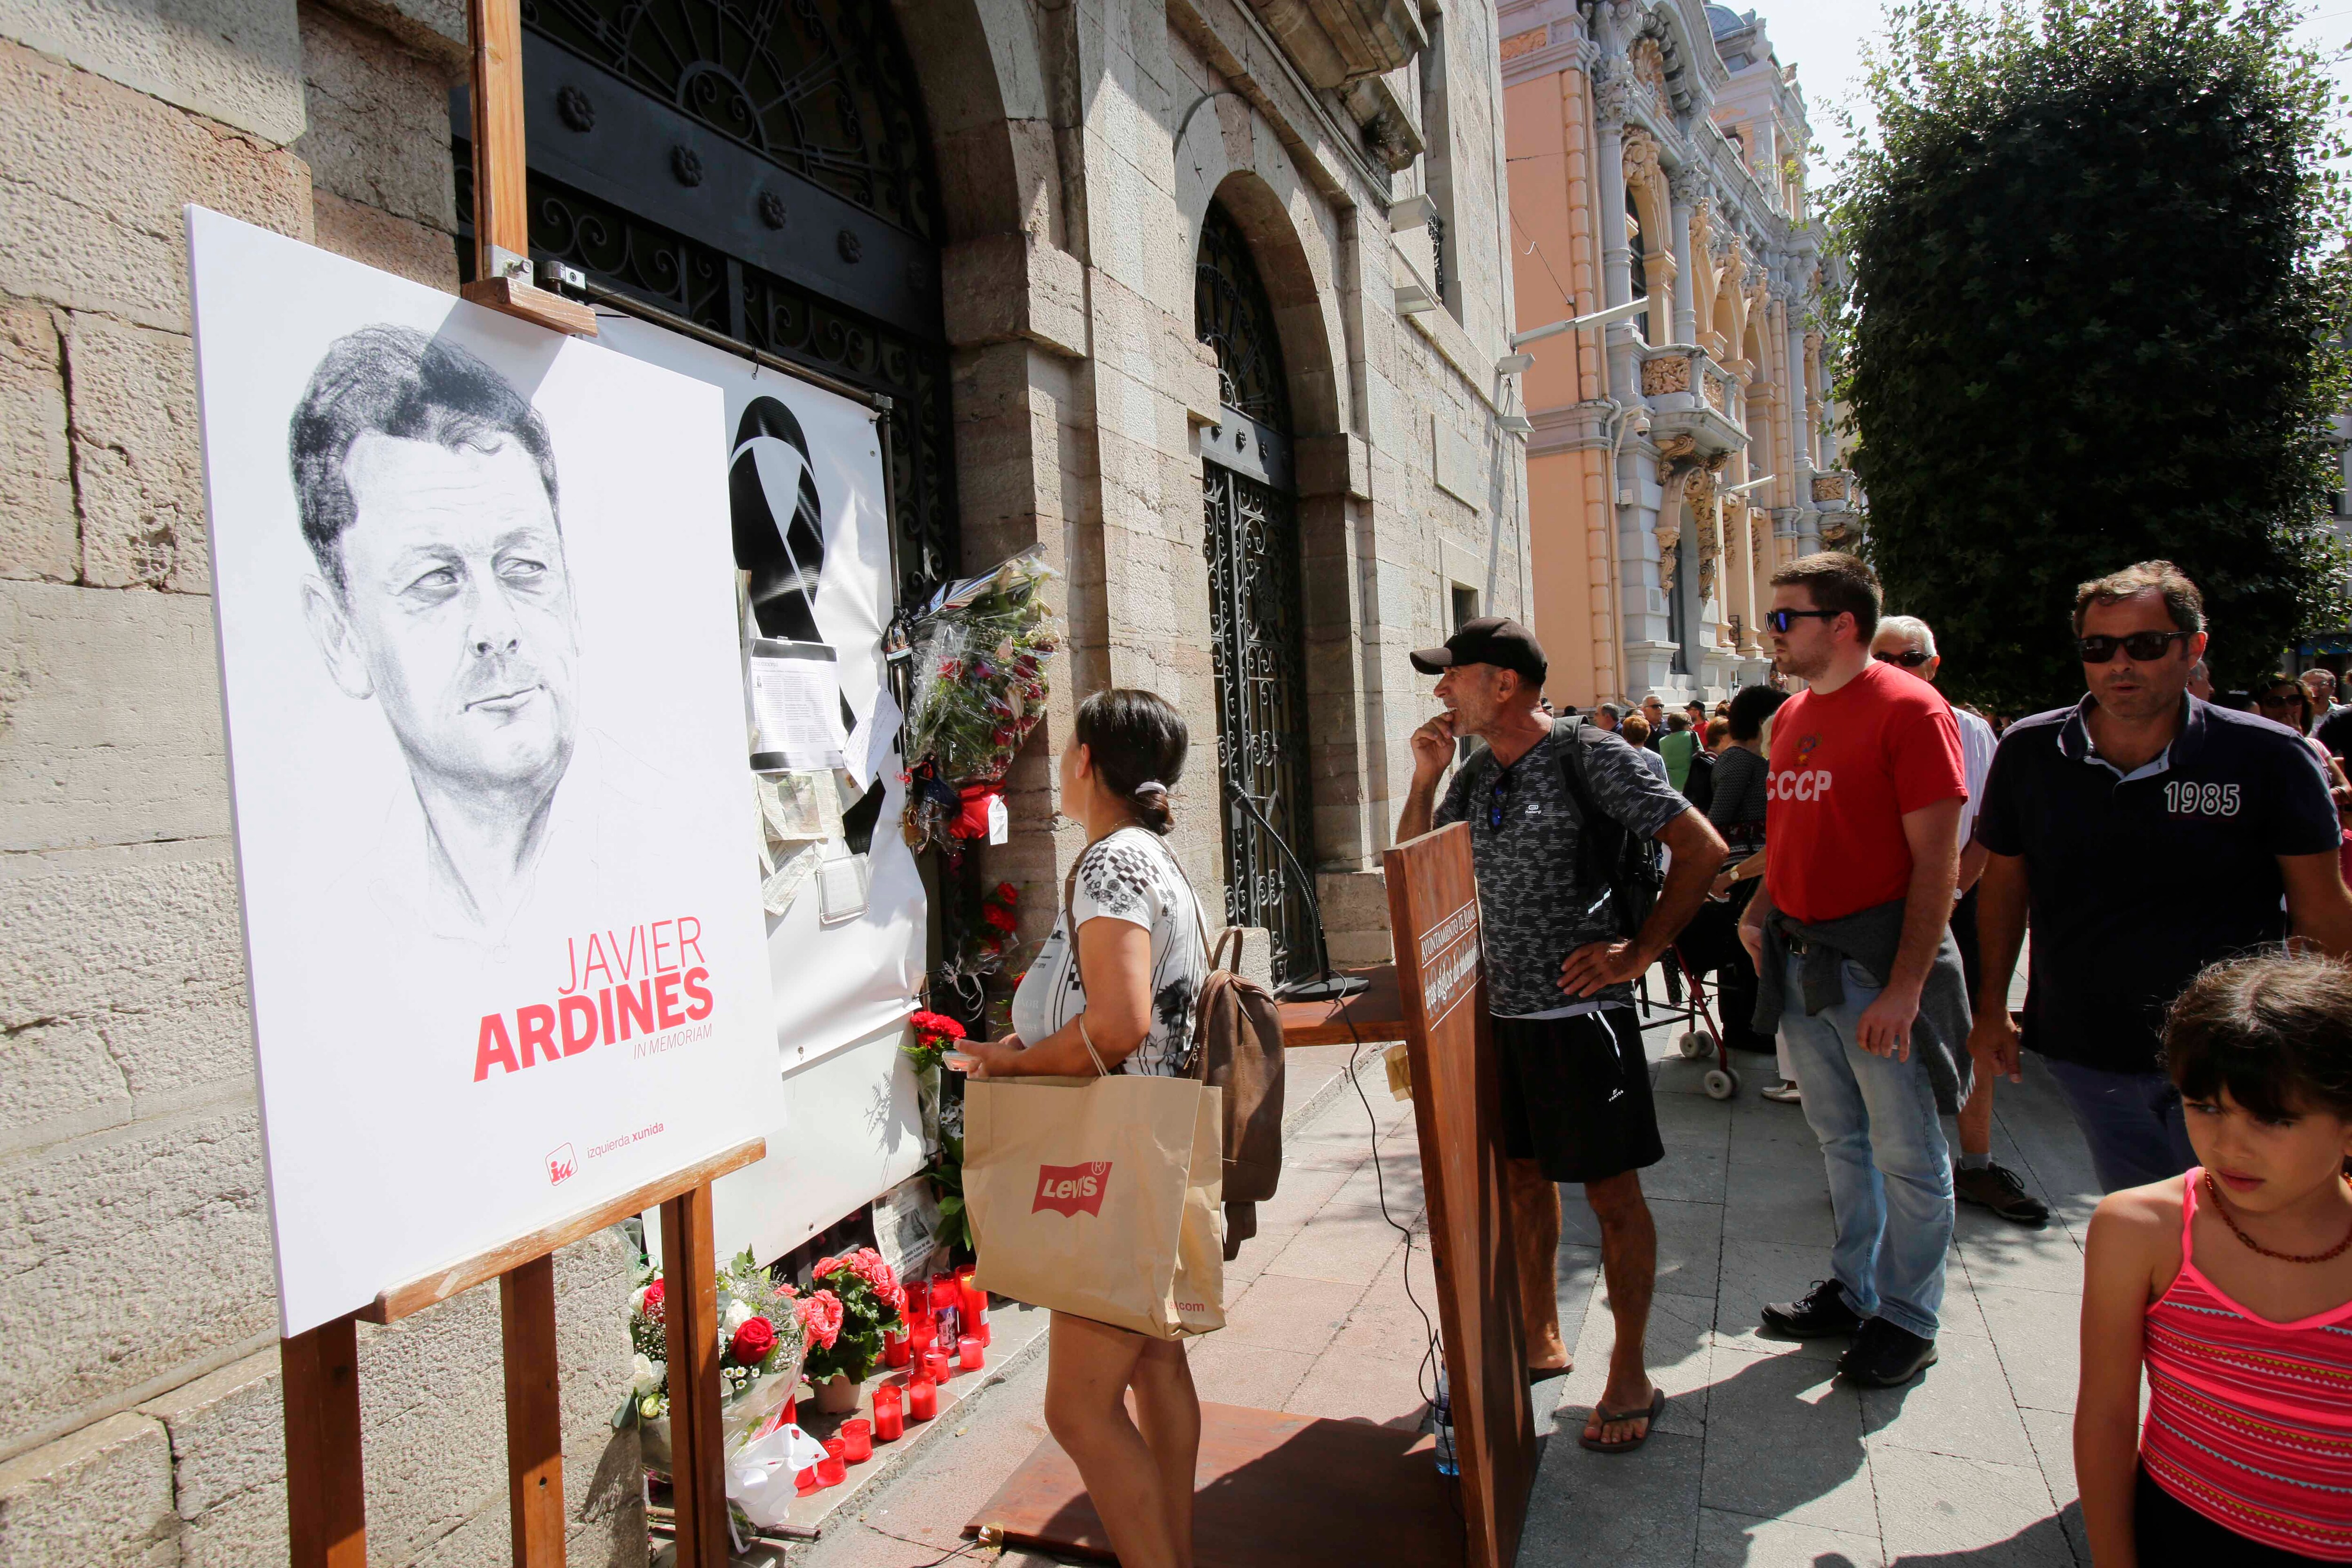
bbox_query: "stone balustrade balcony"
[1634,341,1747,459]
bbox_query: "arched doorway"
[1194,200,1317,986]
[451,0,958,603]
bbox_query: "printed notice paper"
[748,640,847,772]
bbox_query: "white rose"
[722,1298,753,1333]
[631,1353,660,1395]
[631,1284,651,1316]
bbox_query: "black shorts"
[1491,1007,1664,1184]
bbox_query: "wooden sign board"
[1382,824,1534,1568]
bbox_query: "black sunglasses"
[2078,631,2190,664]
[1873,649,1932,669]
[1763,608,1839,634]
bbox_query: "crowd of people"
[1404,553,2352,1563]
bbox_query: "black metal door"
[1196,202,1317,985]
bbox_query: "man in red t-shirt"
[1737,552,1970,1390]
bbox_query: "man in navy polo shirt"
[1970,560,2352,1192]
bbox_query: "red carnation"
[994,882,1018,903]
[729,1314,778,1366]
[910,1010,967,1043]
[982,904,1017,932]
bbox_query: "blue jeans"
[1779,954,1955,1339]
[2039,1056,2196,1194]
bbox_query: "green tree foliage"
[1832,0,2352,709]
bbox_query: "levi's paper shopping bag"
[964,1074,1225,1339]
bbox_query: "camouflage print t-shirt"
[1433,723,1690,1017]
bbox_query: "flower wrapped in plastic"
[618,1246,810,1471]
[900,550,1062,852]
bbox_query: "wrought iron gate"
[1196,202,1318,985]
[451,0,957,604]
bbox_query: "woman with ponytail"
[948,687,1208,1568]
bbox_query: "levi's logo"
[1033,1162,1111,1217]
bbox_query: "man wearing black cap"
[1398,617,1727,1454]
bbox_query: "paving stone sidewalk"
[789,969,2100,1568]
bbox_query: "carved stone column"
[1667,164,1700,346]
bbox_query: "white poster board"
[597,317,929,1260]
[187,208,784,1335]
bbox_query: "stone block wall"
[0,0,640,1558]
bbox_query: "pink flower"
[797,1289,843,1350]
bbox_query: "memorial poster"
[187,207,783,1334]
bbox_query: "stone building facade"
[1500,0,1851,709]
[0,0,1523,1554]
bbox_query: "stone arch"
[1184,166,1346,439]
[891,0,1064,245]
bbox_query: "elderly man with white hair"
[1868,614,2049,1227]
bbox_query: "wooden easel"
[281,1137,764,1567]
[456,0,596,337]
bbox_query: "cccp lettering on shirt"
[472,915,716,1081]
[1764,661,1968,924]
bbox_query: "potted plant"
[800,1247,908,1413]
[618,1247,808,1473]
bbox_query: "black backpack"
[1549,717,1664,939]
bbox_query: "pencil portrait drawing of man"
[290,325,580,943]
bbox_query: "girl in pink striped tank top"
[2077,953,2352,1566]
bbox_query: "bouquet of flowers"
[903,1008,968,1072]
[799,1247,908,1389]
[619,1248,809,1465]
[901,550,1062,853]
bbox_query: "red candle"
[958,1334,985,1372]
[873,1383,905,1441]
[969,1313,991,1347]
[818,1439,846,1487]
[960,1276,987,1328]
[924,1349,951,1384]
[907,1374,938,1422]
[909,1312,936,1353]
[882,1328,912,1368]
[841,1419,873,1464]
[797,1465,820,1496]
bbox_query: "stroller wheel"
[1678,1031,1710,1061]
[1703,1067,1738,1100]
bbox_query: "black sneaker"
[1760,1280,1864,1340]
[1954,1162,2050,1227]
[1838,1317,1939,1387]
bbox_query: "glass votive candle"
[934,1302,961,1344]
[909,1312,936,1351]
[907,1374,938,1422]
[883,1329,912,1368]
[873,1383,905,1441]
[818,1439,846,1487]
[841,1418,873,1464]
[957,1334,985,1372]
[924,1349,952,1384]
[797,1465,821,1496]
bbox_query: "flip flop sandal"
[1577,1386,1667,1454]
